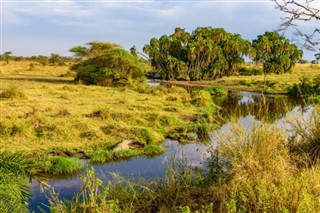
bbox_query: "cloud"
[1,0,316,60]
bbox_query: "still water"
[29,91,311,212]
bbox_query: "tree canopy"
[70,41,145,86]
[252,31,303,74]
[143,27,252,80]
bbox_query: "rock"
[113,140,143,151]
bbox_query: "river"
[28,91,311,212]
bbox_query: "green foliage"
[43,156,84,174]
[0,151,37,213]
[71,41,146,86]
[90,150,114,164]
[205,86,228,96]
[0,86,26,99]
[252,31,303,74]
[143,27,251,80]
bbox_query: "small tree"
[3,51,12,64]
[253,31,303,74]
[70,41,145,86]
[252,31,302,90]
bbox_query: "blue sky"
[1,0,317,60]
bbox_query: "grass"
[0,61,220,168]
[41,156,85,175]
[164,64,320,94]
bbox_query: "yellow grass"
[0,73,199,156]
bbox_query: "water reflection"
[215,91,305,124]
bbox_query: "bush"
[71,42,146,87]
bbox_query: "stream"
[28,91,312,212]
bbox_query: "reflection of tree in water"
[215,91,304,124]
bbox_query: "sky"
[1,0,318,61]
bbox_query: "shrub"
[71,42,146,87]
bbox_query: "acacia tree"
[273,0,319,51]
[70,41,145,86]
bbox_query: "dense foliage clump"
[70,42,146,87]
[253,31,303,74]
[143,27,252,80]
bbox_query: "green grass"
[35,156,85,175]
[0,74,212,162]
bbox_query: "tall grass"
[289,107,320,165]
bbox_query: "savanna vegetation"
[143,28,302,81]
[1,13,320,211]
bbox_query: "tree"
[253,31,303,90]
[253,31,303,74]
[69,46,88,60]
[273,0,319,51]
[3,51,12,64]
[143,27,251,80]
[71,41,145,86]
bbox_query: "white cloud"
[1,0,317,60]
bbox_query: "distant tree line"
[0,53,73,66]
[143,27,303,80]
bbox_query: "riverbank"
[161,64,320,94]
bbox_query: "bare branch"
[273,0,320,51]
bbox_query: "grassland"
[1,61,320,171]
[0,61,219,167]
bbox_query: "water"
[29,91,310,212]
